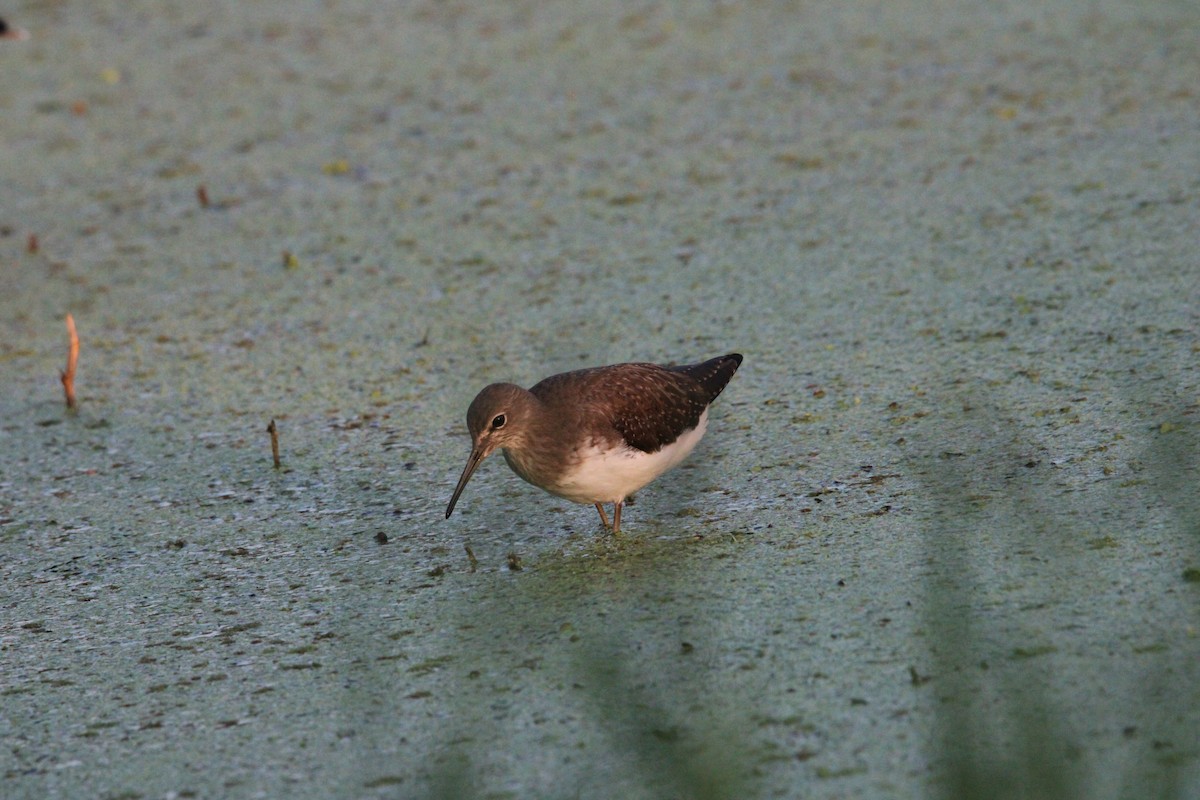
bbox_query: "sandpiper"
[445,353,742,532]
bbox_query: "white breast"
[549,409,709,504]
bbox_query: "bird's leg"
[594,503,612,529]
[613,501,623,534]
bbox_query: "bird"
[445,353,742,532]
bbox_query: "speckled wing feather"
[668,353,743,403]
[531,354,741,454]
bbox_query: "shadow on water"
[914,392,1199,800]
[423,532,755,800]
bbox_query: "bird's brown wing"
[532,355,741,454]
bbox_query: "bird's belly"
[549,412,709,504]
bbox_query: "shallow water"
[2,1,1198,797]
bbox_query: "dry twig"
[61,313,78,410]
[267,419,281,469]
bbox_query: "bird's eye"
[491,414,506,429]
